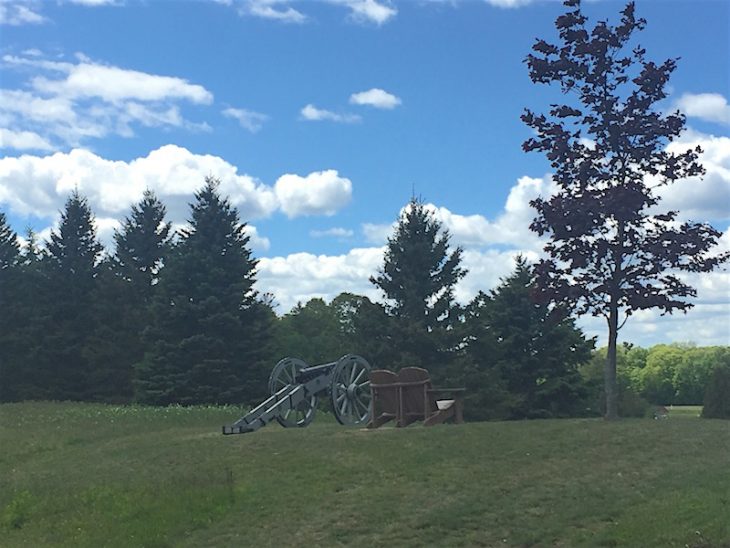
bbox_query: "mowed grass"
[1,403,728,547]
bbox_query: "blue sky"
[1,0,728,347]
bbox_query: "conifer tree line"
[1,187,726,419]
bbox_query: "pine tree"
[522,0,728,418]
[371,198,466,377]
[465,256,594,419]
[135,177,268,405]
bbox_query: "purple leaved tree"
[522,0,728,419]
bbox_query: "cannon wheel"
[268,357,317,428]
[330,355,372,426]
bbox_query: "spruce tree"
[0,211,20,273]
[40,191,104,400]
[465,256,594,419]
[0,212,21,401]
[84,191,172,402]
[371,198,465,377]
[135,177,268,405]
[113,189,171,297]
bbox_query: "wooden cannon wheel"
[330,355,372,426]
[268,357,317,428]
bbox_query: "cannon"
[222,354,372,434]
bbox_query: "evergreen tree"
[135,177,268,405]
[39,191,104,400]
[522,0,727,418]
[0,211,20,273]
[0,212,21,401]
[113,189,171,297]
[371,198,466,377]
[465,256,594,418]
[84,191,172,402]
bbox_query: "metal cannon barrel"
[222,354,372,435]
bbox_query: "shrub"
[702,364,730,419]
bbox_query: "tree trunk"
[604,298,619,420]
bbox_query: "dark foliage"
[371,197,466,378]
[702,362,730,419]
[462,256,594,419]
[30,192,105,400]
[522,0,728,418]
[134,177,269,405]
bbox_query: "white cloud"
[0,146,354,252]
[243,224,271,251]
[300,104,361,123]
[1,52,214,147]
[257,247,385,311]
[675,92,730,126]
[30,61,213,104]
[223,107,269,133]
[484,0,534,7]
[349,88,401,109]
[0,128,54,151]
[0,145,277,222]
[310,227,354,238]
[0,1,46,25]
[239,0,307,23]
[660,129,730,221]
[329,0,397,25]
[274,170,353,218]
[362,175,554,250]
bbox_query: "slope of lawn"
[0,402,728,547]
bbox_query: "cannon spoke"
[269,357,316,428]
[330,355,372,426]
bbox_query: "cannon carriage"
[222,354,372,434]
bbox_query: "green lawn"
[1,402,728,547]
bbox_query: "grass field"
[1,402,728,547]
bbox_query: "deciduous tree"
[523,0,728,418]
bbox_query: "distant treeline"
[1,180,726,419]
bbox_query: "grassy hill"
[1,402,728,547]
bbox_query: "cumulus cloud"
[1,52,213,148]
[659,129,730,221]
[257,247,385,311]
[243,224,271,251]
[0,145,353,237]
[349,88,401,109]
[300,104,361,123]
[362,175,554,250]
[223,107,269,133]
[675,92,730,126]
[274,170,353,217]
